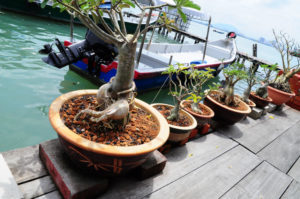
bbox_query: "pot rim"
[180,100,215,118]
[151,103,197,131]
[206,90,251,114]
[250,92,272,102]
[49,89,169,157]
[267,85,296,97]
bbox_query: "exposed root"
[75,99,129,123]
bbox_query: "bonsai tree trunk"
[111,39,137,98]
[223,82,234,105]
[256,83,269,98]
[191,101,202,114]
[242,85,251,104]
[168,100,180,121]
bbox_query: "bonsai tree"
[271,29,300,91]
[255,63,277,98]
[219,62,248,106]
[187,66,215,114]
[162,63,191,121]
[240,61,258,104]
[38,0,200,125]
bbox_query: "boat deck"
[1,105,300,198]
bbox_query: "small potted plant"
[46,0,200,175]
[180,66,215,128]
[267,30,300,105]
[151,64,197,144]
[248,64,276,108]
[204,62,251,125]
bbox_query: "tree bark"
[111,40,137,97]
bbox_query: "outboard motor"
[40,29,118,71]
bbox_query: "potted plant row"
[46,0,201,175]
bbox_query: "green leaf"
[41,0,49,8]
[177,8,187,23]
[182,0,200,10]
[122,0,135,8]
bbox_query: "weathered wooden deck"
[1,105,300,199]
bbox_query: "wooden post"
[251,43,259,73]
[181,36,185,43]
[202,16,211,62]
[70,15,74,43]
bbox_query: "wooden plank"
[258,122,300,173]
[143,146,262,199]
[288,156,300,182]
[35,191,62,199]
[98,132,238,199]
[281,181,300,199]
[18,176,56,199]
[0,154,23,199]
[221,161,292,199]
[39,139,109,199]
[222,108,300,153]
[2,144,47,184]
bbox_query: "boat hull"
[70,60,228,92]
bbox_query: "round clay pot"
[249,92,272,108]
[180,100,214,128]
[151,103,197,143]
[203,90,251,125]
[49,90,169,175]
[267,86,295,105]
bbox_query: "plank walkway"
[1,105,300,199]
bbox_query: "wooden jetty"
[1,105,300,198]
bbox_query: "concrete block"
[133,150,167,180]
[248,107,263,120]
[39,139,109,199]
[0,154,23,199]
[266,103,277,113]
[276,104,284,111]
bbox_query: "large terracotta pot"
[151,103,197,143]
[267,86,295,105]
[49,90,169,175]
[286,72,300,110]
[203,90,251,125]
[180,100,214,128]
[249,92,272,108]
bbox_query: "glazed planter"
[267,86,295,105]
[204,90,251,125]
[180,100,214,128]
[249,92,272,108]
[49,90,169,175]
[151,103,197,143]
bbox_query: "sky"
[194,0,300,42]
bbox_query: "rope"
[151,75,170,104]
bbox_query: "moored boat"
[41,31,237,91]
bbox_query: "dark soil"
[181,101,211,115]
[209,92,247,111]
[60,95,159,146]
[269,82,292,93]
[153,105,192,127]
